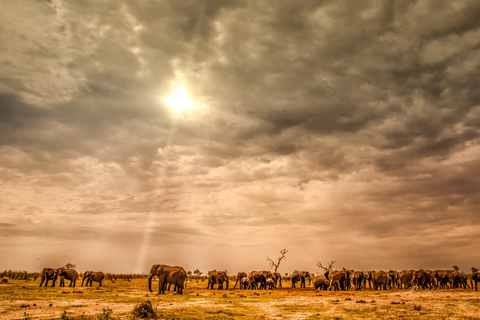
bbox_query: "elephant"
[368,271,388,290]
[471,272,480,291]
[57,268,79,287]
[325,269,350,291]
[352,271,366,290]
[435,270,454,288]
[452,272,470,289]
[247,271,267,290]
[314,275,329,290]
[387,270,397,289]
[290,270,311,288]
[207,271,229,290]
[241,277,250,289]
[272,272,283,288]
[266,278,275,289]
[39,268,58,287]
[412,269,435,289]
[397,270,414,289]
[148,264,187,294]
[233,272,247,289]
[82,271,104,287]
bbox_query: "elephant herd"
[313,269,480,291]
[40,265,480,296]
[229,270,284,290]
[205,270,309,291]
[38,267,104,288]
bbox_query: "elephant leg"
[157,277,163,294]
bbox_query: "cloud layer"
[1,0,480,274]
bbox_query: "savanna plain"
[1,277,480,320]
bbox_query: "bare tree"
[317,260,336,272]
[266,248,289,272]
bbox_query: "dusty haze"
[1,0,480,275]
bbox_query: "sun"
[164,84,194,113]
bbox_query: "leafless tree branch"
[266,248,289,272]
[317,260,336,272]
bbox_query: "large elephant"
[412,269,435,289]
[272,272,282,288]
[325,269,350,291]
[368,271,388,290]
[57,268,79,287]
[39,268,58,287]
[387,270,397,289]
[291,270,311,288]
[207,271,229,290]
[471,272,480,291]
[452,272,470,289]
[352,271,366,290]
[314,275,329,290]
[397,270,414,289]
[260,270,273,280]
[435,270,453,288]
[233,272,247,289]
[247,271,267,290]
[148,264,186,294]
[82,271,104,287]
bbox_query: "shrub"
[60,310,71,320]
[96,307,113,320]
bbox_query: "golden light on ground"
[164,84,194,114]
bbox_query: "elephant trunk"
[148,275,154,292]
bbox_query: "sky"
[1,0,480,275]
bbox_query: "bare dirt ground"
[1,278,480,319]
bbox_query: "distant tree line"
[1,270,40,280]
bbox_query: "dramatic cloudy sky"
[1,0,480,275]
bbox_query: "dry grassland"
[1,278,480,319]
